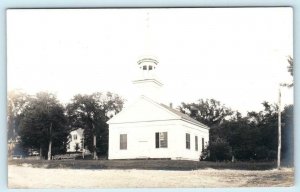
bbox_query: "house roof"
[70,128,84,135]
[159,103,210,129]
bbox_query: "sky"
[7,8,293,115]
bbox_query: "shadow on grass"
[8,159,281,171]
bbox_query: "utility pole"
[277,85,282,169]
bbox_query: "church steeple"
[133,11,163,102]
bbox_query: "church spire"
[144,12,153,56]
[137,11,160,80]
[133,11,163,102]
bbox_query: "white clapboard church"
[107,56,210,161]
[108,12,209,161]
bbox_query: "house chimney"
[169,103,173,108]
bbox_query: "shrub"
[203,137,232,161]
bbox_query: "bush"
[203,137,232,161]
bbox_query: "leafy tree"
[287,55,293,77]
[221,102,292,161]
[66,92,124,159]
[223,102,279,160]
[247,102,278,154]
[180,99,233,128]
[182,99,293,162]
[217,115,253,160]
[282,56,293,87]
[19,92,68,159]
[7,90,30,140]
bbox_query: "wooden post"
[277,86,281,169]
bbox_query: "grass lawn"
[8,159,280,170]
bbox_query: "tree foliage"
[181,100,293,163]
[287,55,293,77]
[180,99,233,128]
[205,137,232,161]
[19,92,69,158]
[7,90,30,140]
[180,99,233,147]
[282,56,293,87]
[66,92,124,156]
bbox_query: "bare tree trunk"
[277,86,281,169]
[47,140,52,160]
[93,134,97,160]
[47,123,52,160]
[82,136,85,159]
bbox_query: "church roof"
[107,95,210,130]
[159,103,210,129]
[132,78,163,86]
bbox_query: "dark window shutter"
[155,132,159,148]
[124,134,127,150]
[165,132,168,148]
[186,133,190,149]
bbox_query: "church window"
[155,132,168,148]
[143,65,147,70]
[120,134,127,150]
[202,138,205,151]
[195,136,198,151]
[73,134,77,140]
[149,65,153,70]
[186,133,190,149]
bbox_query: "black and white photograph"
[7,8,294,188]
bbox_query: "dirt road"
[8,164,294,188]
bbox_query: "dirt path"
[8,164,294,188]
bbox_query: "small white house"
[108,57,210,161]
[67,128,84,153]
